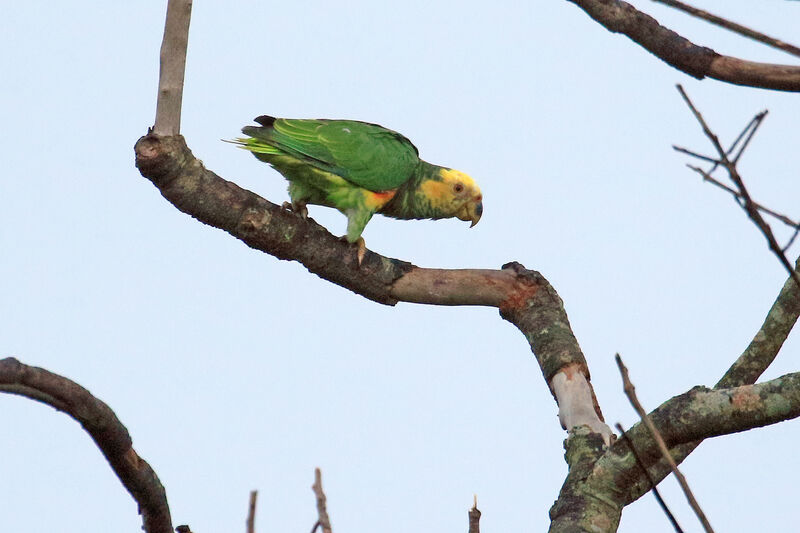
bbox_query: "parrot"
[230,116,483,263]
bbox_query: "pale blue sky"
[2,2,799,532]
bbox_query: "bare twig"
[675,85,800,286]
[468,495,481,533]
[730,111,768,165]
[615,423,684,533]
[312,468,332,533]
[672,146,718,165]
[683,165,800,230]
[675,85,726,157]
[153,0,193,135]
[246,490,258,533]
[652,0,800,59]
[0,358,173,533]
[615,354,714,533]
[674,108,797,231]
[784,227,800,253]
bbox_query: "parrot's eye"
[453,183,464,193]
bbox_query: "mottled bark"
[0,358,173,533]
[549,429,622,533]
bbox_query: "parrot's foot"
[340,236,367,266]
[281,201,308,219]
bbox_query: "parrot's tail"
[223,136,281,155]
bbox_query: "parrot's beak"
[467,197,483,228]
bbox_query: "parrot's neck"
[378,162,445,220]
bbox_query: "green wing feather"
[241,117,420,192]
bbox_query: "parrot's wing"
[244,118,420,192]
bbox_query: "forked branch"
[673,85,800,288]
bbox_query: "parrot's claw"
[340,236,367,266]
[282,201,308,219]
[355,237,366,265]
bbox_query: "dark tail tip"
[254,115,276,127]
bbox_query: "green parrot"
[231,116,483,260]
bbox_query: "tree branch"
[718,258,800,388]
[153,0,193,135]
[622,372,800,456]
[679,163,800,231]
[134,134,613,442]
[468,496,481,533]
[567,0,800,92]
[616,354,714,533]
[614,423,684,533]
[312,468,332,533]
[0,357,173,533]
[246,490,258,533]
[587,256,800,508]
[675,85,800,288]
[549,427,618,532]
[652,0,800,60]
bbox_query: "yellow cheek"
[419,179,450,204]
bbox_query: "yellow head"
[420,167,483,226]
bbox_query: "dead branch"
[674,107,800,230]
[652,0,800,59]
[674,85,800,287]
[312,469,332,533]
[0,357,173,533]
[153,0,193,135]
[567,0,800,92]
[246,490,258,533]
[678,162,800,230]
[616,354,714,533]
[468,496,481,533]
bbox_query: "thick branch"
[587,256,800,507]
[134,134,611,438]
[614,423,683,533]
[549,428,619,533]
[618,373,800,463]
[568,0,800,92]
[0,358,173,533]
